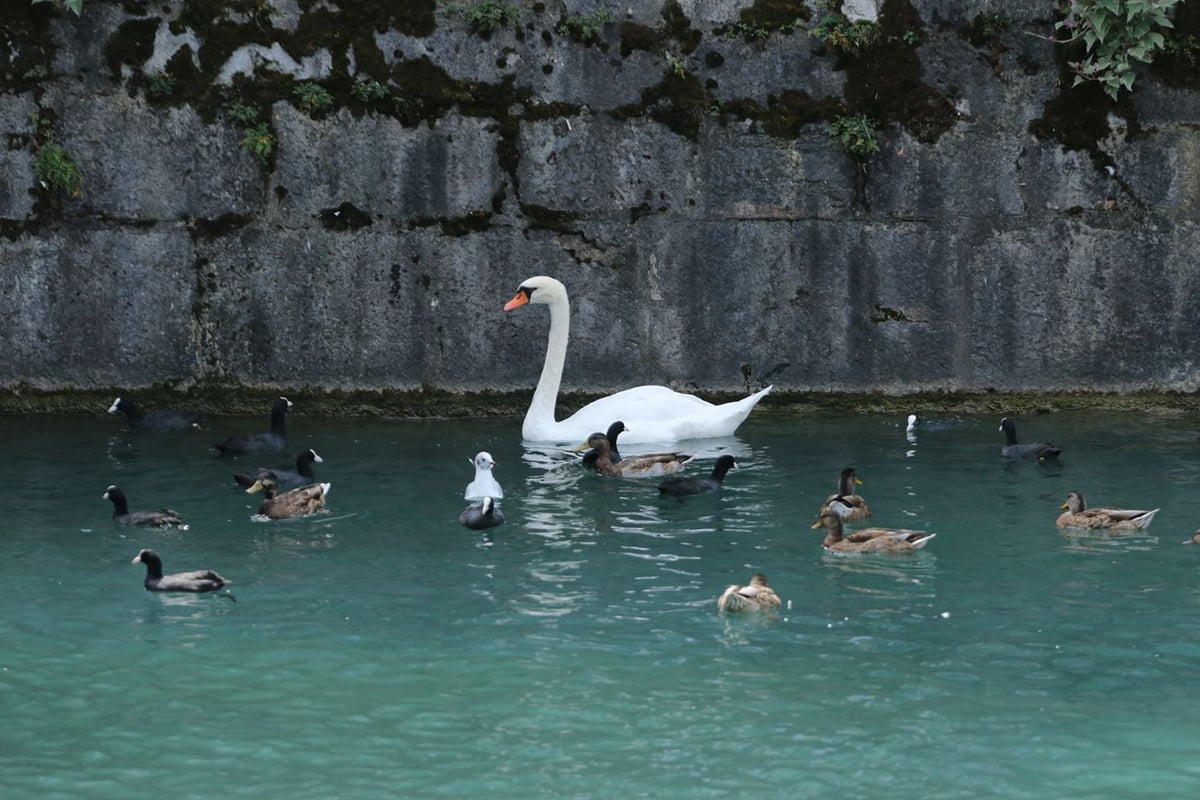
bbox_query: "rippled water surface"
[4,408,1200,798]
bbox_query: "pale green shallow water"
[3,409,1200,799]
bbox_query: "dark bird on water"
[131,548,232,597]
[657,455,737,497]
[215,396,293,455]
[459,496,505,530]
[998,417,1062,461]
[103,485,184,528]
[234,448,323,489]
[107,396,205,432]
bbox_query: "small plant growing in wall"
[665,51,687,78]
[292,82,333,115]
[558,9,615,43]
[31,0,84,14]
[810,1,880,55]
[722,22,773,42]
[1043,0,1181,100]
[978,11,1012,41]
[223,98,260,128]
[454,1,522,35]
[146,73,175,98]
[241,123,275,166]
[830,114,880,160]
[29,113,83,197]
[222,96,274,166]
[351,78,389,102]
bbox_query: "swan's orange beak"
[503,290,529,312]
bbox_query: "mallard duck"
[580,420,626,467]
[234,449,322,489]
[131,549,230,594]
[817,467,872,521]
[107,396,205,431]
[812,508,936,553]
[502,276,772,443]
[999,417,1062,460]
[103,485,184,527]
[247,477,330,519]
[459,496,505,530]
[579,432,692,478]
[464,451,504,502]
[214,396,292,455]
[657,455,737,496]
[1056,490,1159,531]
[717,573,782,613]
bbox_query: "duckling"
[580,420,626,468]
[580,432,692,478]
[234,449,322,489]
[214,396,292,455]
[107,396,205,432]
[657,455,737,496]
[459,496,505,530]
[103,485,184,527]
[247,477,330,520]
[817,467,872,521]
[717,573,782,613]
[1056,490,1158,531]
[999,417,1062,460]
[131,549,230,595]
[464,451,504,503]
[812,507,936,554]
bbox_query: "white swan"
[502,276,772,444]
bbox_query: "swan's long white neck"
[526,289,569,431]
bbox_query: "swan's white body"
[464,451,504,502]
[504,276,772,445]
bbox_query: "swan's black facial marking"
[518,286,535,301]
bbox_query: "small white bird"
[464,451,503,502]
[906,414,917,432]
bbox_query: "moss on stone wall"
[6,385,1200,418]
[0,3,56,93]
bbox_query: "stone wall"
[3,0,1200,401]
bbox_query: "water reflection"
[819,549,939,609]
[1055,527,1161,554]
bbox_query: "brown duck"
[717,573,783,613]
[812,506,936,554]
[1056,491,1158,531]
[247,477,331,519]
[577,432,692,478]
[817,467,872,521]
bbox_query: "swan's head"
[473,451,496,472]
[503,276,566,311]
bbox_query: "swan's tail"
[713,384,773,428]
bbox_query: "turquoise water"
[4,409,1200,798]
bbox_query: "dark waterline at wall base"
[5,384,1200,418]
